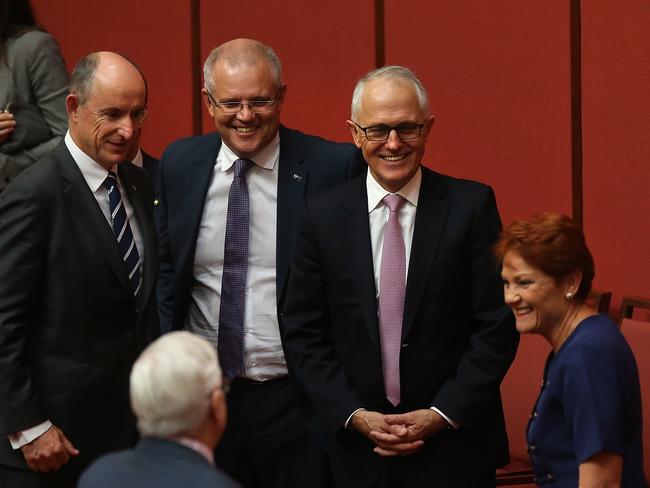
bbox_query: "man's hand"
[349,410,392,438]
[21,425,79,473]
[0,112,16,144]
[369,409,449,457]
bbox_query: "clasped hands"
[350,408,449,457]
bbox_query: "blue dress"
[526,314,647,486]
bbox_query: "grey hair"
[69,52,148,105]
[130,331,222,438]
[69,53,100,105]
[351,65,429,119]
[203,38,283,93]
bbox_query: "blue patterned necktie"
[218,158,254,379]
[103,171,141,297]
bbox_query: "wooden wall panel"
[198,0,376,143]
[31,0,194,157]
[385,0,573,224]
[582,0,650,309]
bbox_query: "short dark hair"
[494,213,595,301]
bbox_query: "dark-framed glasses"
[206,88,281,115]
[352,121,426,142]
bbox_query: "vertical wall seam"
[570,0,583,228]
[190,0,202,135]
[375,0,385,68]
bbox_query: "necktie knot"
[383,193,405,213]
[234,159,254,178]
[103,171,118,191]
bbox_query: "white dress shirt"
[186,134,288,380]
[9,131,146,449]
[346,167,458,429]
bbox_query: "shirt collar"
[366,166,422,213]
[171,436,215,465]
[65,131,115,192]
[130,148,143,167]
[218,132,280,172]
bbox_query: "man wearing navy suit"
[281,66,519,487]
[156,38,363,488]
[0,52,158,487]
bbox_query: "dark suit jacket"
[0,141,159,480]
[140,150,159,196]
[78,437,240,488]
[281,167,519,487]
[156,125,364,332]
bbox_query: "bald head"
[203,38,282,92]
[70,51,147,106]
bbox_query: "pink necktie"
[378,194,406,406]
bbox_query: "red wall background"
[30,0,650,313]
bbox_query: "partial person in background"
[79,331,240,488]
[0,51,158,488]
[496,213,647,487]
[156,38,364,488]
[125,126,159,193]
[0,0,68,191]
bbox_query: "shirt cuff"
[431,407,460,430]
[344,408,367,429]
[8,420,53,449]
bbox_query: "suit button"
[526,445,536,452]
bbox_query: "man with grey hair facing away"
[79,331,239,488]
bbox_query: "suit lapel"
[402,169,449,339]
[339,175,381,346]
[55,144,133,296]
[276,126,309,303]
[119,164,155,314]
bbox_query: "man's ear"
[202,89,215,117]
[209,388,227,430]
[66,94,80,121]
[346,120,363,148]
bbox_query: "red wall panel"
[31,0,194,157]
[582,0,650,309]
[198,0,375,143]
[385,0,573,224]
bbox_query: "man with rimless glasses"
[281,66,518,487]
[155,38,364,488]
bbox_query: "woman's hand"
[0,112,16,144]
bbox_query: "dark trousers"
[215,376,327,488]
[374,465,496,488]
[0,464,77,488]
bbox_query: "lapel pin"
[154,199,160,206]
[292,173,302,182]
[131,184,137,191]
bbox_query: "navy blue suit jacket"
[79,438,240,488]
[156,125,364,332]
[282,167,519,486]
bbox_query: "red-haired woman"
[495,213,646,487]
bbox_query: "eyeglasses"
[351,121,426,142]
[206,89,281,115]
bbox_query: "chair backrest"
[618,295,650,479]
[501,333,551,462]
[587,289,612,314]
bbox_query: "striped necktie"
[103,171,142,297]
